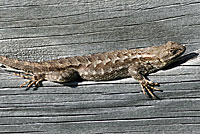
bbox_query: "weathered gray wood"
[0,0,200,133]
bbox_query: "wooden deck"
[0,0,200,133]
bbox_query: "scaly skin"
[0,41,185,99]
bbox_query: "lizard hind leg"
[14,72,44,88]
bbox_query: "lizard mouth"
[168,45,186,64]
[175,48,185,58]
[163,44,186,65]
[175,45,186,58]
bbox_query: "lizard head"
[156,41,186,64]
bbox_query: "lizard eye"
[169,49,177,55]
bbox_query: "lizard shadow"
[162,52,198,70]
[61,79,83,88]
[25,80,81,90]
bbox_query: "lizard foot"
[14,73,44,88]
[140,79,162,99]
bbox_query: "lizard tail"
[0,56,41,72]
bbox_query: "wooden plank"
[0,0,200,133]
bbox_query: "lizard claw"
[140,80,162,99]
[147,81,160,86]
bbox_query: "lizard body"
[0,41,185,99]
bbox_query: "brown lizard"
[0,41,185,99]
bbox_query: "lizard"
[0,41,185,99]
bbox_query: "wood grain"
[0,0,200,133]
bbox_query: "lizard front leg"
[128,65,162,99]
